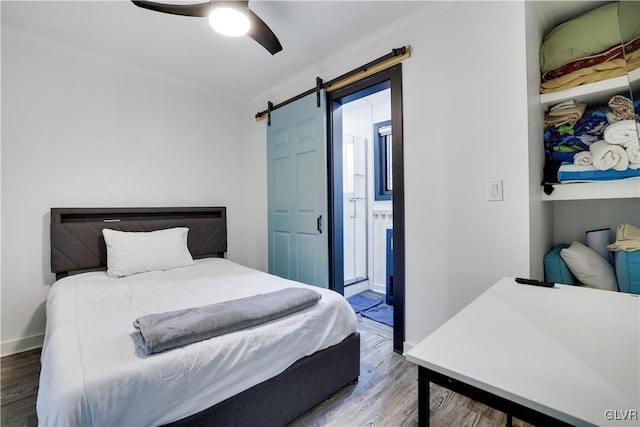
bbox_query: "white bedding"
[36,258,357,426]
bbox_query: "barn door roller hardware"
[255,45,411,124]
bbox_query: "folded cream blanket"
[550,100,578,111]
[607,224,640,252]
[573,151,593,166]
[589,140,629,171]
[544,101,587,127]
[603,120,640,147]
[540,58,628,94]
[540,49,640,94]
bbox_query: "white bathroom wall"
[342,134,368,283]
[341,90,392,295]
[371,209,393,294]
[342,99,372,291]
[1,28,249,354]
[367,90,392,294]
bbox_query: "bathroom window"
[374,120,392,201]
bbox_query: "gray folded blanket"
[133,287,321,355]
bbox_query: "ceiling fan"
[131,0,283,55]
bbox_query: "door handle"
[317,215,323,234]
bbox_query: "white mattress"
[36,258,357,426]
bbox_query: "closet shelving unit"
[540,68,640,201]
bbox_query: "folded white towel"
[627,142,640,164]
[589,140,629,171]
[603,120,640,147]
[573,151,593,166]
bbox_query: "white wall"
[553,199,640,245]
[525,0,554,280]
[1,28,250,354]
[2,1,537,354]
[245,1,532,349]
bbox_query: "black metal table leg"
[415,366,574,427]
[418,367,430,427]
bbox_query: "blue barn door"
[267,91,328,288]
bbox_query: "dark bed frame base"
[165,332,361,427]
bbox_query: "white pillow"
[560,241,618,291]
[103,227,194,278]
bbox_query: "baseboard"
[344,281,369,298]
[402,341,416,355]
[1,334,44,357]
[370,282,386,294]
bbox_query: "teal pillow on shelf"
[614,251,640,294]
[544,243,578,285]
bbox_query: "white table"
[405,277,640,427]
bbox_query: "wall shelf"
[540,68,640,201]
[539,75,631,110]
[541,179,640,201]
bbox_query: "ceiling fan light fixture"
[208,7,250,37]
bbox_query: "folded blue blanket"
[558,163,640,182]
[134,287,321,355]
[544,109,608,162]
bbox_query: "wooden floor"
[1,347,40,427]
[1,322,532,427]
[290,318,532,427]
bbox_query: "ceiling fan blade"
[246,8,282,55]
[131,0,212,18]
[131,0,282,55]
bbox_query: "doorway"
[327,64,404,353]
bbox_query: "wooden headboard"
[51,207,227,279]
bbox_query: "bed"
[37,207,360,426]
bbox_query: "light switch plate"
[487,179,503,201]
